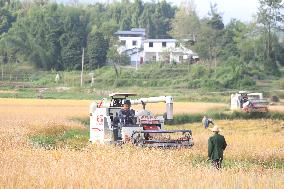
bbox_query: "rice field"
[0,98,283,189]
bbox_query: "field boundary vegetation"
[0,64,283,102]
[70,109,284,127]
[167,110,284,125]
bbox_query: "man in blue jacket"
[208,125,227,170]
[118,100,135,125]
[202,115,214,129]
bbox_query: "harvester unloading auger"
[89,93,194,148]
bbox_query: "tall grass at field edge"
[71,109,284,126]
[167,110,284,125]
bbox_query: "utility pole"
[0,56,3,80]
[81,48,84,87]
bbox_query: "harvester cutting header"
[89,93,193,148]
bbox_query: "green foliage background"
[0,0,283,91]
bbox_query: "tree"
[60,6,88,70]
[0,0,20,38]
[170,0,200,41]
[0,8,14,35]
[87,31,108,69]
[207,3,224,30]
[152,1,175,38]
[139,4,154,37]
[194,3,224,64]
[107,43,120,84]
[131,0,143,28]
[220,19,247,60]
[257,0,284,73]
[60,33,82,70]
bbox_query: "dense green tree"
[0,7,14,35]
[60,33,82,70]
[220,19,247,60]
[257,0,284,73]
[87,32,108,69]
[170,0,200,42]
[152,1,175,38]
[0,0,21,37]
[60,6,88,70]
[207,3,224,30]
[0,5,58,69]
[131,0,143,28]
[194,4,224,62]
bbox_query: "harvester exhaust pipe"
[166,96,173,120]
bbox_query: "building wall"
[118,36,144,50]
[144,41,176,53]
[130,52,141,65]
[144,51,190,63]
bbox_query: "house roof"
[131,28,146,32]
[115,31,145,35]
[114,28,146,36]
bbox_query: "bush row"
[166,111,284,125]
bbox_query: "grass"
[1,63,283,102]
[0,98,283,188]
[29,129,89,150]
[0,84,232,102]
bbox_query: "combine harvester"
[89,93,194,148]
[230,91,269,113]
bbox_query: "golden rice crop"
[269,105,284,112]
[0,98,283,189]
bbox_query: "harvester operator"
[118,100,135,125]
[240,93,249,108]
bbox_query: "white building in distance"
[114,28,199,66]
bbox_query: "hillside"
[0,62,283,102]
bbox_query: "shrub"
[29,129,88,150]
[191,64,207,79]
[239,76,256,88]
[166,113,202,125]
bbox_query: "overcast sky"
[58,0,260,24]
[174,0,259,24]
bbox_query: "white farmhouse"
[114,28,145,65]
[114,28,198,66]
[143,39,198,63]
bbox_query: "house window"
[121,40,126,46]
[152,56,156,61]
[162,42,167,47]
[132,40,137,46]
[149,42,153,48]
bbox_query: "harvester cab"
[89,93,193,148]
